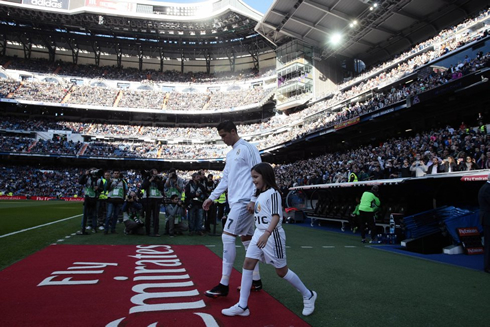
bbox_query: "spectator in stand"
[440,156,459,173]
[459,155,479,171]
[410,154,428,177]
[427,157,442,174]
[482,152,490,169]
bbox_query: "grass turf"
[1,200,490,327]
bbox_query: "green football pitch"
[1,200,489,327]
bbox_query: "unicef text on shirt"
[27,0,65,9]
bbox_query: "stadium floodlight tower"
[0,0,276,75]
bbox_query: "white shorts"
[223,203,254,236]
[246,228,287,269]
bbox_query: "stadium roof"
[255,0,489,66]
[0,0,274,60]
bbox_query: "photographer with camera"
[104,170,128,234]
[164,168,185,198]
[77,168,101,235]
[165,194,186,236]
[122,190,145,235]
[96,170,111,230]
[185,172,207,236]
[141,168,164,237]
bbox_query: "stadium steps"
[7,81,23,97]
[113,90,123,107]
[27,140,37,152]
[53,66,62,75]
[60,85,74,103]
[162,92,170,109]
[2,60,12,69]
[77,143,89,156]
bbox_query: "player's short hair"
[251,162,279,195]
[217,120,237,133]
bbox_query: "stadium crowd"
[0,7,487,115]
[1,7,490,196]
[1,121,489,199]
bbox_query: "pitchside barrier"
[0,196,83,202]
[286,170,488,242]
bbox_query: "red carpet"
[0,245,310,326]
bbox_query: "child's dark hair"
[251,162,279,196]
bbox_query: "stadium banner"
[0,195,27,200]
[22,0,70,10]
[461,174,488,182]
[84,0,135,13]
[0,245,309,327]
[0,196,83,202]
[334,116,360,130]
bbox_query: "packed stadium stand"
[1,0,490,196]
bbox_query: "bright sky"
[153,0,274,15]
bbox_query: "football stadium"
[1,0,490,326]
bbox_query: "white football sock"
[242,240,261,281]
[220,233,236,286]
[282,269,310,298]
[238,268,253,308]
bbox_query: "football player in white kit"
[222,162,317,317]
[203,121,263,298]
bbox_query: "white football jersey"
[254,188,283,231]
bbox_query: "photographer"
[122,190,145,235]
[165,194,186,236]
[141,168,164,237]
[185,172,206,236]
[96,170,111,230]
[77,168,101,235]
[165,168,184,198]
[104,170,128,234]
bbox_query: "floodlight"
[330,33,342,45]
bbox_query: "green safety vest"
[349,173,358,182]
[215,192,226,204]
[109,180,127,199]
[99,178,108,199]
[148,185,163,198]
[84,185,97,198]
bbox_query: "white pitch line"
[301,246,313,248]
[345,246,357,248]
[322,246,335,248]
[0,214,82,239]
